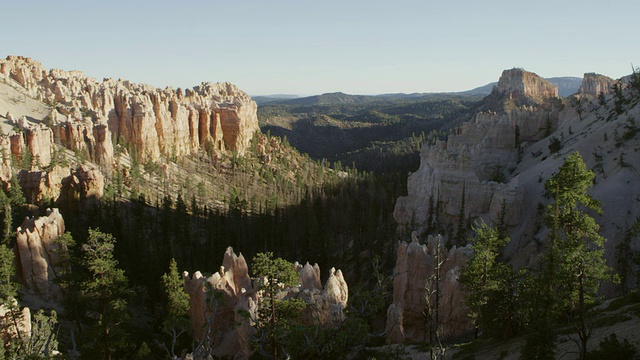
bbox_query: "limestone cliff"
[578,73,616,96]
[494,68,558,104]
[182,247,348,359]
[0,55,259,164]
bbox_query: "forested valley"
[2,59,640,360]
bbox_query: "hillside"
[387,67,640,358]
[258,93,482,172]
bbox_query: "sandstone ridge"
[493,68,559,104]
[0,55,259,164]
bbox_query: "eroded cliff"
[0,55,259,164]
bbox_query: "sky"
[2,0,640,96]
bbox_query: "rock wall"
[18,164,104,205]
[395,68,561,235]
[578,73,616,96]
[494,68,558,103]
[386,233,472,343]
[182,247,348,359]
[0,55,259,163]
[14,208,65,300]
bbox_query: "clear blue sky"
[3,0,639,96]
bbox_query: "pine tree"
[161,258,190,359]
[80,228,133,360]
[251,252,305,358]
[459,221,510,339]
[543,152,614,360]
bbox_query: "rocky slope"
[0,56,258,165]
[390,68,640,343]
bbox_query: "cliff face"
[0,56,258,164]
[578,73,616,96]
[494,68,558,104]
[394,108,558,234]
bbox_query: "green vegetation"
[258,93,479,173]
[543,152,615,359]
[459,221,511,339]
[79,228,134,359]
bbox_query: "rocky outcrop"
[0,56,259,163]
[14,209,65,300]
[52,115,114,167]
[578,73,616,96]
[294,262,349,327]
[19,165,104,204]
[182,247,349,359]
[395,68,562,235]
[0,135,13,183]
[386,234,472,343]
[494,68,558,104]
[394,113,530,233]
[182,247,258,359]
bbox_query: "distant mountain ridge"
[257,76,584,107]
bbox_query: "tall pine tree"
[543,152,614,360]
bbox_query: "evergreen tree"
[80,228,133,360]
[160,258,190,359]
[459,221,510,339]
[250,252,305,359]
[543,152,614,360]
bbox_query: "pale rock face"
[14,208,65,300]
[183,247,348,359]
[182,247,256,359]
[386,234,473,343]
[0,56,259,163]
[7,121,56,170]
[52,117,114,167]
[70,164,104,201]
[578,73,616,96]
[394,69,561,235]
[18,165,104,204]
[494,68,558,103]
[0,135,12,183]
